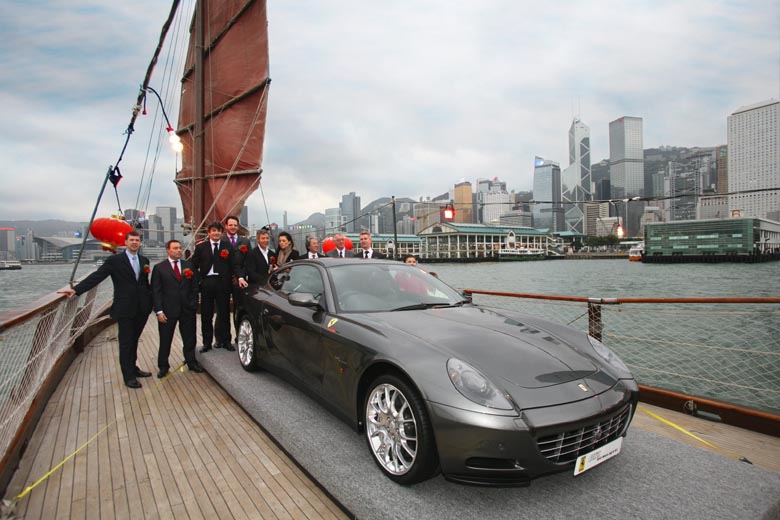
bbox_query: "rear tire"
[364,374,439,484]
[237,316,260,372]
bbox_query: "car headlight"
[447,358,514,410]
[588,335,630,374]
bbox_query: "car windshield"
[329,263,466,312]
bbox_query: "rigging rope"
[68,0,183,284]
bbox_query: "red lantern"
[321,236,353,254]
[90,217,134,250]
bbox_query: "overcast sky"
[1,0,778,228]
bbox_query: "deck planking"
[4,317,349,520]
[631,402,780,471]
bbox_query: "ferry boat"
[628,242,645,262]
[498,247,546,261]
[0,260,22,270]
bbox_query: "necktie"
[364,251,369,259]
[130,255,139,279]
[213,242,218,257]
[339,250,343,258]
[231,236,236,247]
[173,260,181,281]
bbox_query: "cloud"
[1,0,778,227]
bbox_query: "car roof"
[291,258,398,268]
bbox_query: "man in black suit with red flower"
[58,230,153,388]
[237,227,276,287]
[224,215,251,346]
[151,239,203,377]
[191,222,234,352]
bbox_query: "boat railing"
[463,289,780,434]
[0,280,112,492]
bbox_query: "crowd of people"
[59,217,422,389]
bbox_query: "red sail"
[175,0,270,232]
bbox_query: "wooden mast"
[192,0,205,238]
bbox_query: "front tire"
[237,316,260,372]
[364,374,439,485]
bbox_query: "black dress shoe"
[125,379,142,389]
[135,369,152,378]
[214,343,222,349]
[187,362,205,373]
[224,343,236,352]
[200,345,212,353]
[157,369,169,379]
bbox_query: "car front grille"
[536,404,632,464]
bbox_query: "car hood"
[367,306,600,390]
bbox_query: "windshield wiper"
[390,302,460,311]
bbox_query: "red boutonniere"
[183,268,194,279]
[143,265,151,274]
[220,249,229,259]
[239,245,248,253]
[269,256,277,265]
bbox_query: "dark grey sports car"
[235,258,638,486]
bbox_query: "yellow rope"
[638,406,751,464]
[14,362,187,502]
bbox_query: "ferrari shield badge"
[327,318,339,333]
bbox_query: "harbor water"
[1,259,778,313]
[1,259,779,413]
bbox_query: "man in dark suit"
[58,230,153,388]
[298,235,323,259]
[191,222,234,353]
[325,232,354,258]
[151,239,203,378]
[237,227,276,287]
[224,215,251,346]
[358,230,387,259]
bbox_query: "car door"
[262,264,327,390]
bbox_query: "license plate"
[573,437,623,476]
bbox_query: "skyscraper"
[609,116,644,199]
[532,157,563,231]
[325,207,345,233]
[609,116,645,236]
[562,118,592,233]
[477,177,512,224]
[727,99,780,220]
[340,192,361,232]
[155,206,177,242]
[453,181,473,223]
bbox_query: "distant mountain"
[292,212,326,230]
[0,219,87,237]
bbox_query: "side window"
[280,265,325,298]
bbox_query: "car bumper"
[427,380,639,486]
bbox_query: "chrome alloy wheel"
[237,318,255,368]
[365,383,418,475]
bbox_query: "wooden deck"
[3,318,349,519]
[631,401,780,472]
[3,315,779,519]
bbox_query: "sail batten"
[176,0,269,234]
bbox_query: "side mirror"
[461,290,472,304]
[288,292,320,308]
